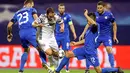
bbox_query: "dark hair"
[88,12,96,21]
[97,1,105,6]
[24,0,33,5]
[58,3,65,6]
[46,7,54,14]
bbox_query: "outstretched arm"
[79,23,90,41]
[84,9,96,25]
[7,21,14,42]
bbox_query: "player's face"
[97,5,104,13]
[105,3,111,11]
[30,2,34,7]
[58,6,65,14]
[48,12,55,19]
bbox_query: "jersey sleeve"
[109,12,115,23]
[55,14,63,24]
[35,14,45,24]
[32,8,37,15]
[10,13,17,24]
[67,14,73,25]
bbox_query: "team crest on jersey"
[105,16,108,19]
[64,17,67,20]
[96,17,99,19]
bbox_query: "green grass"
[0,69,129,73]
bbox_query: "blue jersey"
[84,23,100,55]
[95,11,115,36]
[73,24,100,67]
[11,7,38,48]
[11,7,37,30]
[55,13,72,37]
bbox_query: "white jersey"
[35,14,63,39]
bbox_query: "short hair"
[97,1,105,6]
[58,3,65,6]
[24,0,33,5]
[88,12,96,21]
[46,7,54,14]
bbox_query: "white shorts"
[38,36,59,52]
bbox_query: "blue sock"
[108,53,114,67]
[19,52,28,71]
[102,68,118,73]
[66,60,69,70]
[86,59,90,69]
[56,56,69,72]
[39,51,47,64]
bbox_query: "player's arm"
[56,15,64,32]
[79,23,90,40]
[32,8,38,20]
[70,39,85,46]
[84,9,96,25]
[33,14,38,20]
[112,22,118,44]
[60,23,64,32]
[110,13,119,44]
[32,15,43,27]
[7,20,15,42]
[69,20,77,40]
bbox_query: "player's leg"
[26,35,53,72]
[86,54,101,73]
[84,37,102,73]
[55,47,86,73]
[102,67,124,73]
[62,37,71,72]
[103,37,115,68]
[48,36,62,70]
[85,59,91,73]
[19,39,30,73]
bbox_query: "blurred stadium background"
[0,0,130,73]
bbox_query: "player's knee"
[65,51,74,58]
[45,49,53,56]
[106,46,112,54]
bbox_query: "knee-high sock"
[19,52,28,71]
[108,53,115,67]
[56,56,69,72]
[66,60,69,70]
[86,59,91,69]
[39,50,47,64]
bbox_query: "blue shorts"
[55,36,70,51]
[19,29,38,48]
[73,47,99,67]
[96,35,112,47]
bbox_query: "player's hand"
[79,33,84,41]
[7,34,13,42]
[113,37,119,44]
[70,41,76,46]
[38,24,44,27]
[60,27,64,32]
[73,33,77,40]
[84,9,88,16]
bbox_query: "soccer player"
[7,0,52,73]
[55,3,77,72]
[79,1,118,72]
[32,7,64,63]
[104,2,112,11]
[53,9,124,73]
